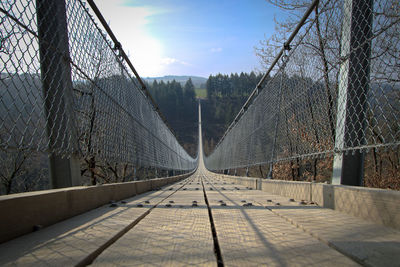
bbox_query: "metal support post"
[332,0,372,185]
[234,169,237,176]
[245,167,249,177]
[37,0,81,188]
[268,54,286,180]
[267,163,273,179]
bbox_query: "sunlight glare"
[94,0,165,77]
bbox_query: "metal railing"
[205,0,399,186]
[0,0,197,192]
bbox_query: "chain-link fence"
[205,0,399,186]
[0,0,197,192]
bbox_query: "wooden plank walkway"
[217,181,400,267]
[0,187,176,266]
[0,169,399,266]
[202,175,358,267]
[93,175,216,266]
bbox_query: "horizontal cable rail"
[204,0,400,183]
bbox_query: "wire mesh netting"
[205,0,399,172]
[0,0,197,189]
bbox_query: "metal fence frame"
[204,0,399,186]
[0,0,197,190]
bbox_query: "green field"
[195,88,207,99]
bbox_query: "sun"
[94,0,166,77]
[128,36,164,77]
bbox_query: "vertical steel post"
[267,164,273,179]
[37,0,81,188]
[268,55,287,179]
[332,0,372,185]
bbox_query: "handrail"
[86,0,179,139]
[213,0,320,150]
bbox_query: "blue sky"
[95,0,284,77]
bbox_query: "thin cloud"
[161,57,191,66]
[210,47,223,53]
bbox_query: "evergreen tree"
[184,78,196,100]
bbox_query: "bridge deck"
[1,170,399,266]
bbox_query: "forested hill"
[147,72,263,157]
[144,76,207,88]
[202,72,263,155]
[147,78,198,157]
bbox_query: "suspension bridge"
[0,0,399,266]
[0,102,398,267]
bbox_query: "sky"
[94,0,284,78]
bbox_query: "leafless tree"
[0,131,49,195]
[256,0,399,187]
[73,33,141,185]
